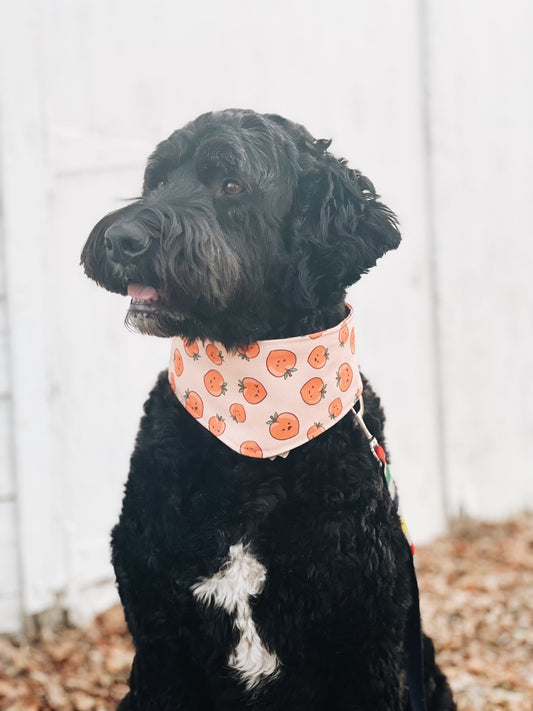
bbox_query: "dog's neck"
[167,304,363,459]
[263,302,349,341]
[165,299,349,350]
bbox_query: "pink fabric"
[168,305,363,459]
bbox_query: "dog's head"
[81,109,400,346]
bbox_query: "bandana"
[168,305,363,459]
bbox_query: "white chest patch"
[191,542,280,689]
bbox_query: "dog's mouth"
[127,283,161,312]
[125,282,190,337]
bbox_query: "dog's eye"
[222,180,243,196]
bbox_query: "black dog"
[81,109,456,710]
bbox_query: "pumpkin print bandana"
[168,305,363,459]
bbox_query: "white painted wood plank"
[426,1,533,519]
[0,296,9,397]
[0,289,15,499]
[0,501,20,599]
[0,37,18,623]
[347,0,447,544]
[46,168,168,624]
[50,128,152,177]
[67,581,119,628]
[0,400,14,499]
[0,597,22,635]
[0,0,67,616]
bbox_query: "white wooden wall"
[0,0,532,633]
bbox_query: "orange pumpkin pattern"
[350,327,355,355]
[208,414,226,436]
[240,440,263,458]
[300,377,327,405]
[167,303,362,458]
[266,349,297,379]
[229,403,247,423]
[173,349,184,376]
[307,423,325,440]
[184,390,204,419]
[237,343,260,360]
[339,324,349,347]
[308,345,329,369]
[239,377,267,404]
[204,369,227,397]
[169,371,176,392]
[267,412,300,440]
[336,363,353,393]
[328,398,343,419]
[206,344,224,365]
[184,340,201,360]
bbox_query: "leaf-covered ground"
[1,514,532,711]
[416,514,533,711]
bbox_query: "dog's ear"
[288,147,401,308]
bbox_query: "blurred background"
[0,0,532,640]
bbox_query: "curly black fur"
[81,109,456,710]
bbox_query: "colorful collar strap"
[353,399,414,555]
[168,305,363,459]
[353,399,426,711]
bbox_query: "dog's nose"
[104,222,151,263]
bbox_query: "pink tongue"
[127,284,159,301]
